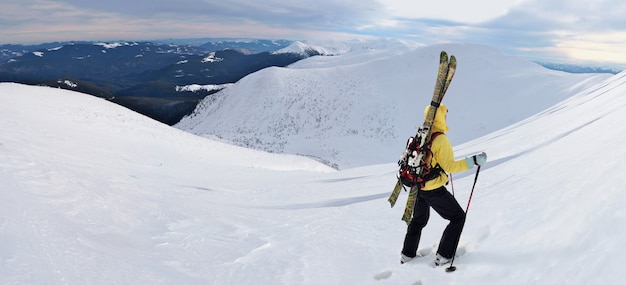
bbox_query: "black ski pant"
[401,186,466,259]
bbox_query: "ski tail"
[401,186,419,222]
[387,179,403,207]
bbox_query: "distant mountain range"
[533,61,620,74]
[0,39,323,124]
[0,39,294,63]
[1,39,620,126]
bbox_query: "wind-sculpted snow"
[179,65,400,169]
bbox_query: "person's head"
[424,103,449,133]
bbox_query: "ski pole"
[449,173,455,197]
[446,165,481,273]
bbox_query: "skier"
[400,103,487,266]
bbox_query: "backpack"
[398,132,446,188]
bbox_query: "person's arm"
[431,135,470,173]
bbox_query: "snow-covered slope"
[447,70,626,284]
[2,66,626,284]
[0,83,334,284]
[176,43,610,169]
[272,41,331,56]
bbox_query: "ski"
[387,51,450,208]
[386,51,457,225]
[387,179,403,207]
[441,55,457,96]
[387,52,450,208]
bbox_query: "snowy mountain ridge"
[176,43,611,169]
[272,41,332,56]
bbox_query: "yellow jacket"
[422,103,470,190]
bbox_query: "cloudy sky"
[1,0,625,68]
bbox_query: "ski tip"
[440,51,448,61]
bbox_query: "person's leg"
[421,187,465,259]
[401,191,430,258]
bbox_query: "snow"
[175,83,233,93]
[300,38,424,56]
[272,41,331,56]
[57,79,77,88]
[94,42,137,49]
[201,52,223,63]
[177,43,610,169]
[2,42,626,284]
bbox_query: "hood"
[424,103,449,133]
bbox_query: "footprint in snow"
[417,245,436,257]
[373,270,392,280]
[373,245,468,281]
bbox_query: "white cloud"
[0,0,625,68]
[555,32,626,65]
[379,0,526,24]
